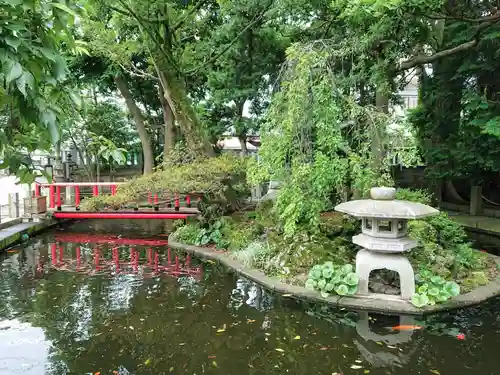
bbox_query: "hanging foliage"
[248,44,398,236]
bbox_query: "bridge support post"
[56,186,62,211]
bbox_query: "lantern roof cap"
[334,187,439,219]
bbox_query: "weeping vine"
[249,43,416,236]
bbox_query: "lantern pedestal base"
[355,249,415,300]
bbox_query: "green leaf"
[427,287,439,297]
[37,47,57,61]
[15,73,26,96]
[41,110,59,144]
[53,56,67,81]
[335,284,349,296]
[344,272,359,286]
[320,291,330,298]
[50,2,78,17]
[317,279,326,290]
[430,276,445,285]
[322,268,333,279]
[417,284,428,294]
[444,281,460,297]
[340,264,353,275]
[6,61,23,83]
[5,36,21,51]
[411,293,429,308]
[325,282,334,292]
[436,292,449,302]
[347,285,357,295]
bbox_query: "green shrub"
[171,224,202,245]
[305,262,359,298]
[399,188,489,282]
[266,231,356,277]
[411,270,460,307]
[233,241,273,269]
[395,188,433,205]
[194,220,228,249]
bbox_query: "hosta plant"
[411,270,460,308]
[305,262,359,298]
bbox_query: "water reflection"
[0,221,497,374]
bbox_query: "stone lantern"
[334,187,439,300]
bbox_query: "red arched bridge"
[34,182,199,220]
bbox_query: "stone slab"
[168,238,500,316]
[353,233,417,252]
[0,219,65,252]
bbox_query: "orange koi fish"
[391,325,423,331]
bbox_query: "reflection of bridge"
[35,182,200,220]
[45,237,202,280]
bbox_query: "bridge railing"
[35,182,200,211]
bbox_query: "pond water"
[0,220,499,375]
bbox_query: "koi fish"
[390,325,423,331]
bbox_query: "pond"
[0,220,499,375]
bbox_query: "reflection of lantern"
[43,157,53,182]
[335,187,439,300]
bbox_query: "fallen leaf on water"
[247,319,256,323]
[208,355,216,359]
[429,370,440,375]
[212,361,218,367]
[294,335,300,340]
[94,372,101,375]
[350,365,363,369]
[375,341,383,345]
[364,370,370,374]
[320,347,328,351]
[144,358,151,365]
[275,348,285,352]
[386,345,396,349]
[355,360,362,363]
[282,294,292,297]
[169,367,174,372]
[217,328,225,333]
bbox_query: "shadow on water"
[0,220,499,374]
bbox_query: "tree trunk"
[372,88,389,172]
[115,75,154,174]
[156,69,214,157]
[159,86,175,159]
[239,136,248,157]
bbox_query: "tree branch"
[398,15,500,71]
[185,3,274,75]
[171,0,208,33]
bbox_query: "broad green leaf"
[427,287,439,297]
[344,272,359,286]
[50,2,78,17]
[15,73,26,96]
[318,279,326,289]
[335,284,349,296]
[430,276,445,285]
[444,281,460,297]
[411,293,429,308]
[340,264,353,275]
[41,110,59,144]
[5,36,21,51]
[6,61,23,83]
[322,268,333,278]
